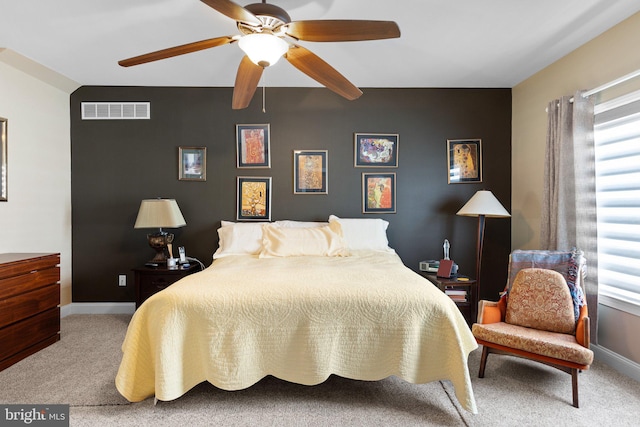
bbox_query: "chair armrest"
[477,300,502,324]
[576,304,591,348]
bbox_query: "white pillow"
[212,221,268,259]
[275,220,329,228]
[259,223,348,258]
[328,215,393,252]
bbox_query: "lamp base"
[146,231,174,264]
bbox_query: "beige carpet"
[1,314,639,426]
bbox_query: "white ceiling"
[1,0,639,89]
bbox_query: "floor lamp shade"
[457,190,510,321]
[456,190,511,218]
[134,199,186,263]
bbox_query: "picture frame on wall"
[362,172,396,214]
[354,133,399,167]
[293,150,328,194]
[236,124,270,168]
[237,176,272,221]
[178,146,206,181]
[0,117,6,201]
[447,139,482,184]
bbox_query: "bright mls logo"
[1,405,69,426]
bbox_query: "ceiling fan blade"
[285,44,362,101]
[285,20,400,42]
[200,0,261,26]
[119,36,234,67]
[232,56,264,109]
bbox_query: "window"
[594,92,640,313]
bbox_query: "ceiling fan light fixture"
[238,33,289,68]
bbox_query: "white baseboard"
[593,344,640,383]
[61,302,135,317]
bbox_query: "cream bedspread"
[115,251,478,413]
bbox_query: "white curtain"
[541,90,598,344]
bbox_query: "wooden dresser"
[0,253,61,371]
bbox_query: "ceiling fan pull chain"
[262,73,266,113]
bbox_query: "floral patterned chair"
[472,250,593,408]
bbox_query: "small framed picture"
[237,176,272,221]
[178,146,206,181]
[236,124,270,168]
[0,117,6,201]
[293,150,328,194]
[447,139,482,183]
[354,133,399,167]
[362,173,396,214]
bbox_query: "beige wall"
[512,12,640,365]
[512,11,640,250]
[0,49,78,305]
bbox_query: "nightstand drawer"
[133,264,200,309]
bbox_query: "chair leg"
[571,368,579,408]
[478,346,489,378]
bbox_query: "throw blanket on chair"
[505,249,586,320]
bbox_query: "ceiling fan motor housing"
[239,3,291,34]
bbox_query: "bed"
[115,216,478,413]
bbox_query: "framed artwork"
[237,176,272,221]
[178,146,206,181]
[354,133,399,167]
[293,150,328,194]
[236,124,270,168]
[0,117,6,201]
[447,139,482,183]
[362,172,396,214]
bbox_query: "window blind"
[594,95,640,307]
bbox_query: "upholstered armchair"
[472,260,594,408]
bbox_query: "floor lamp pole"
[474,214,487,323]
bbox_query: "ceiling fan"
[118,0,400,109]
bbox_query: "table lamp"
[134,198,186,263]
[456,190,510,301]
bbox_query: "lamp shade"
[456,190,511,218]
[238,33,289,67]
[134,199,186,229]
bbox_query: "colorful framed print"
[362,173,396,214]
[293,150,328,194]
[354,133,399,167]
[236,124,270,168]
[178,146,206,181]
[447,139,482,184]
[237,176,272,221]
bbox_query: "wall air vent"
[81,102,150,120]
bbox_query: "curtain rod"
[582,68,640,99]
[545,68,640,110]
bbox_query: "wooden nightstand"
[422,273,478,326]
[133,264,200,309]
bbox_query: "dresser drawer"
[0,283,60,329]
[0,267,60,301]
[0,307,60,364]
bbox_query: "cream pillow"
[328,215,393,252]
[259,223,348,258]
[275,220,329,228]
[213,221,267,259]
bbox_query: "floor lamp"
[456,190,510,321]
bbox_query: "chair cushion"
[506,268,576,334]
[472,322,594,366]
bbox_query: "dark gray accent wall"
[70,86,511,302]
